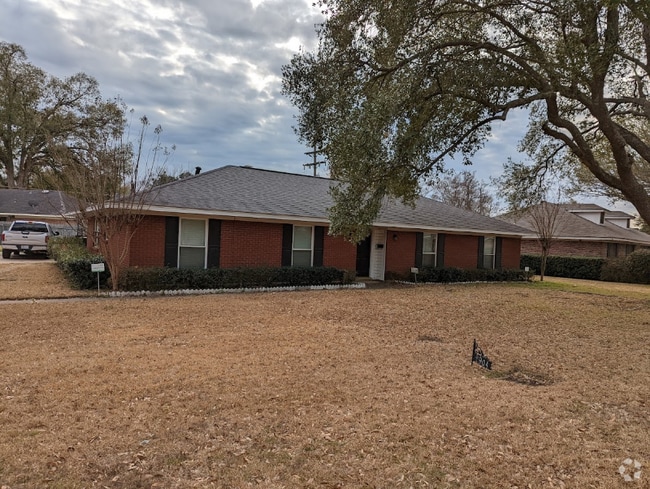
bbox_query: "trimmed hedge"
[413,266,530,283]
[520,254,606,280]
[48,237,351,291]
[48,236,110,289]
[117,266,350,292]
[600,250,650,284]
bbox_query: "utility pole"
[303,146,325,176]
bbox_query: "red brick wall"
[85,216,165,268]
[323,233,357,270]
[500,237,522,269]
[220,220,283,268]
[444,234,479,268]
[120,217,523,274]
[384,233,521,272]
[128,216,166,267]
[385,231,417,276]
[521,239,606,257]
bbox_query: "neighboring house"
[499,203,650,258]
[89,165,528,280]
[0,189,79,236]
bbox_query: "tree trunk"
[540,250,548,282]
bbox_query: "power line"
[303,147,325,176]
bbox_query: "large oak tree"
[282,1,650,241]
[0,42,123,188]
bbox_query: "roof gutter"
[140,205,527,237]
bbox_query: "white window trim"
[483,236,496,269]
[292,225,314,267]
[178,218,208,269]
[422,233,438,267]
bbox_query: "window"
[483,236,496,269]
[422,233,437,266]
[607,243,618,258]
[11,222,48,233]
[179,219,206,268]
[292,225,313,266]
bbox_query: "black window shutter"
[207,219,221,269]
[495,237,503,269]
[281,224,293,266]
[313,226,325,267]
[164,216,179,268]
[415,232,423,268]
[436,233,446,268]
[477,236,485,268]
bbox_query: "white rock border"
[104,282,366,298]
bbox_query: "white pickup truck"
[1,221,59,259]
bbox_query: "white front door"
[369,228,387,281]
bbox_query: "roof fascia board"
[523,235,650,245]
[142,205,526,237]
[0,212,76,220]
[373,222,526,237]
[144,205,330,225]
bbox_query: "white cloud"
[5,0,619,214]
[1,0,326,174]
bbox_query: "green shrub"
[520,254,605,280]
[49,236,110,289]
[416,266,529,283]
[48,236,86,262]
[601,250,650,284]
[624,250,650,284]
[599,257,627,283]
[117,266,348,291]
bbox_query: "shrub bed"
[406,267,530,283]
[520,254,605,280]
[48,236,110,289]
[117,266,349,292]
[600,250,650,284]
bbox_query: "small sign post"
[471,339,492,370]
[91,262,105,295]
[411,267,419,283]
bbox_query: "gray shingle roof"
[146,165,528,236]
[498,203,650,246]
[0,189,78,217]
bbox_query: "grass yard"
[0,264,649,488]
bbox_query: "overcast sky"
[0,0,532,182]
[6,0,639,220]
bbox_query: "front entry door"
[355,236,371,277]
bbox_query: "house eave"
[0,212,77,221]
[522,235,650,246]
[374,222,525,237]
[143,205,331,225]
[141,205,526,237]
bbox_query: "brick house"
[499,203,650,258]
[90,166,528,280]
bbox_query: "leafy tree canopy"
[0,42,123,188]
[282,0,650,241]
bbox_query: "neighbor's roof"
[144,165,528,236]
[0,189,78,218]
[498,203,650,246]
[562,202,635,220]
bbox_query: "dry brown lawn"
[0,263,649,488]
